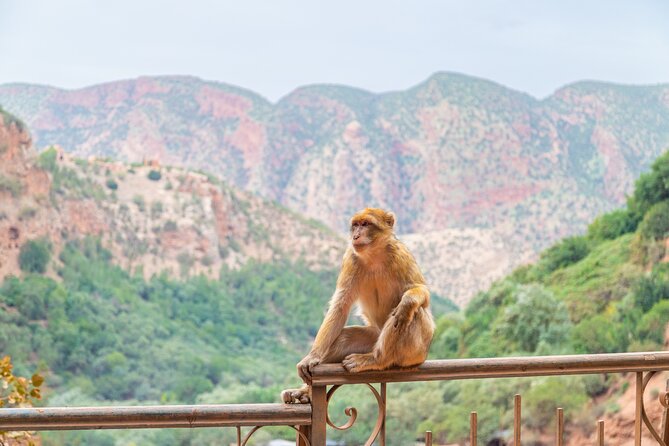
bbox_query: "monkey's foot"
[281,387,311,404]
[342,353,379,373]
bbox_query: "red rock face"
[1,74,669,299]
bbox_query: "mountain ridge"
[2,72,669,305]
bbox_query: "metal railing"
[2,351,669,445]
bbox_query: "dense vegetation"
[423,151,669,443]
[1,238,338,445]
[3,144,669,444]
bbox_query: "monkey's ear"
[385,212,395,228]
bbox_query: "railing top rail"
[0,403,311,431]
[311,351,669,385]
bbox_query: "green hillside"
[422,150,669,443]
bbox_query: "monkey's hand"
[391,297,418,328]
[297,353,322,383]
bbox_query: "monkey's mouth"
[352,239,371,249]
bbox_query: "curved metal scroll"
[325,383,386,446]
[640,370,668,446]
[238,425,311,446]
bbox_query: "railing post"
[310,384,327,446]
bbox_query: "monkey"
[282,208,435,404]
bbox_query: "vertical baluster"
[237,426,241,446]
[597,420,604,446]
[514,394,521,446]
[425,430,433,446]
[470,411,478,446]
[311,385,327,446]
[556,407,563,446]
[380,383,386,446]
[636,372,643,446]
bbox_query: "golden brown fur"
[282,208,435,404]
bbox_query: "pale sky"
[0,0,668,101]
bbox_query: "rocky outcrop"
[3,75,669,304]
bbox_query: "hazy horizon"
[1,0,668,101]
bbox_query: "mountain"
[423,149,669,445]
[2,74,669,305]
[0,107,344,283]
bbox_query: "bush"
[629,150,669,217]
[37,147,59,172]
[588,209,639,241]
[637,300,669,344]
[105,179,118,190]
[148,170,162,181]
[19,238,52,273]
[492,284,571,353]
[632,272,669,312]
[571,314,624,353]
[539,236,590,274]
[0,174,23,198]
[639,201,669,240]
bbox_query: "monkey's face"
[349,208,395,251]
[350,219,378,249]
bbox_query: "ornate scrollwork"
[640,370,669,446]
[237,425,311,446]
[325,383,386,446]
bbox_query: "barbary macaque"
[282,208,435,404]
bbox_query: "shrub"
[36,146,59,172]
[539,236,590,275]
[148,170,162,181]
[629,150,669,217]
[492,284,571,353]
[637,300,669,344]
[571,314,624,353]
[632,272,669,312]
[105,179,118,190]
[639,201,669,240]
[19,238,52,273]
[0,174,22,197]
[132,195,146,211]
[588,209,639,241]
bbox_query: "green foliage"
[571,313,626,353]
[148,170,162,181]
[132,194,145,211]
[632,270,669,312]
[491,284,571,354]
[588,209,639,241]
[0,174,23,197]
[523,377,587,428]
[639,201,669,240]
[537,236,590,276]
[637,300,669,344]
[105,179,118,190]
[18,238,52,273]
[629,151,669,218]
[2,237,337,409]
[37,147,59,172]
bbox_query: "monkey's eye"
[362,221,368,227]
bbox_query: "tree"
[18,238,52,274]
[492,284,572,354]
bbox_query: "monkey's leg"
[282,326,379,404]
[343,308,434,372]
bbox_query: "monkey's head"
[349,208,395,251]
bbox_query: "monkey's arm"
[297,287,354,382]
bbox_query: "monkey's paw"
[342,353,376,373]
[281,387,311,404]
